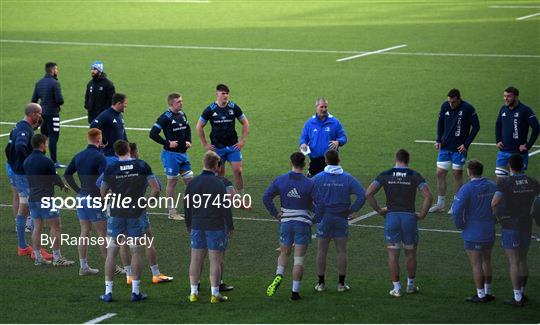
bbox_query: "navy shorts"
[316,215,348,238]
[501,228,531,251]
[280,221,311,246]
[384,212,418,246]
[191,229,228,251]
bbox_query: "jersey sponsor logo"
[120,164,133,171]
[392,171,408,177]
[287,188,301,199]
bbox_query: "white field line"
[415,139,540,148]
[517,12,540,20]
[336,44,407,62]
[84,313,117,324]
[60,116,87,124]
[348,210,380,224]
[529,148,540,157]
[1,39,539,59]
[0,121,150,132]
[489,5,540,9]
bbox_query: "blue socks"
[16,215,28,248]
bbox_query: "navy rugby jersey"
[373,167,427,213]
[495,102,539,152]
[64,144,107,197]
[7,120,34,174]
[436,100,480,150]
[23,150,64,202]
[495,174,539,232]
[90,107,128,156]
[149,109,191,153]
[263,171,315,224]
[199,101,245,148]
[102,158,154,218]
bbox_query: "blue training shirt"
[373,167,427,213]
[312,165,365,220]
[262,171,315,224]
[199,101,245,148]
[64,144,107,197]
[452,177,497,243]
[90,107,128,156]
[299,114,347,158]
[436,100,480,150]
[495,102,539,152]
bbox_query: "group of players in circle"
[4,61,540,306]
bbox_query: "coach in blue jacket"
[300,97,347,177]
[31,62,65,168]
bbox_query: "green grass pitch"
[0,0,539,323]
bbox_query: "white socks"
[211,286,219,296]
[292,280,301,293]
[276,265,285,276]
[150,264,160,276]
[80,259,88,269]
[52,250,61,261]
[407,277,415,288]
[484,283,492,295]
[513,289,522,302]
[190,284,198,295]
[477,288,486,298]
[105,281,113,295]
[437,196,445,206]
[132,280,140,294]
[393,281,401,292]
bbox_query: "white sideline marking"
[1,39,539,59]
[517,12,540,20]
[336,44,407,62]
[529,148,540,157]
[0,121,150,132]
[84,313,117,324]
[348,210,380,224]
[489,5,540,9]
[415,139,540,148]
[61,116,87,124]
